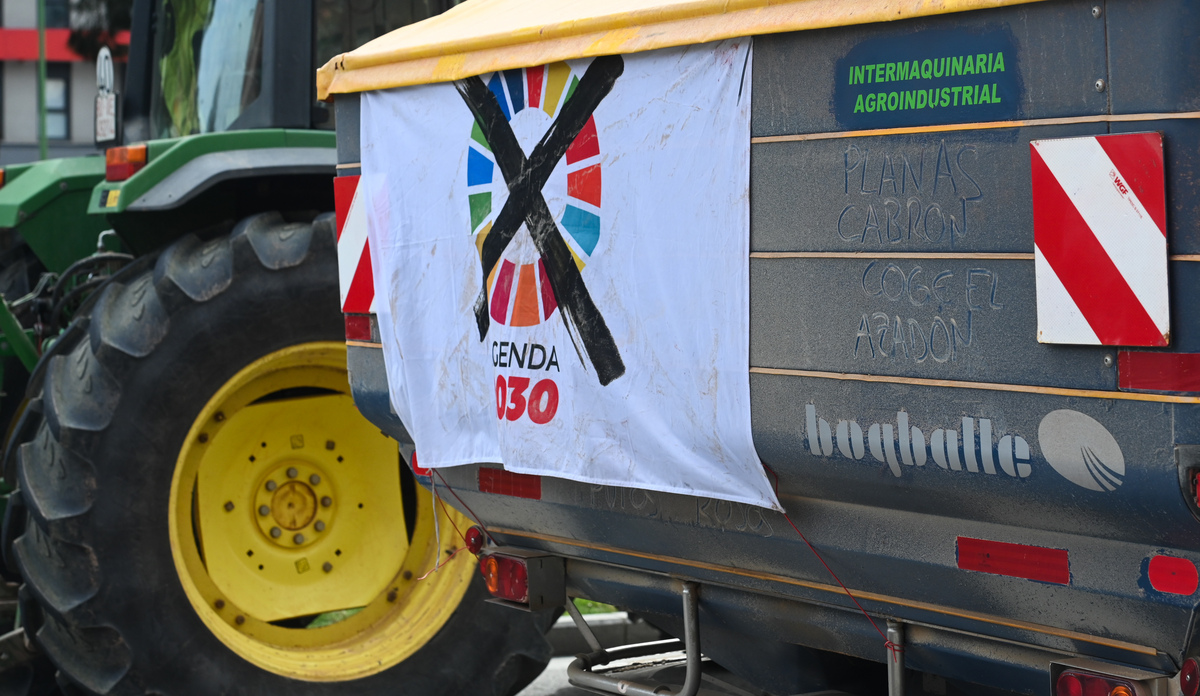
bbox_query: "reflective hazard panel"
[333,175,376,314]
[1031,133,1168,346]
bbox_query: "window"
[46,0,69,28]
[45,64,70,140]
[150,0,266,137]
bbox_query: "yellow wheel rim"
[168,342,475,681]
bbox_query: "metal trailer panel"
[751,0,1107,138]
[336,1,1200,693]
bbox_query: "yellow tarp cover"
[316,0,1044,100]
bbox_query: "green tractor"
[0,1,555,694]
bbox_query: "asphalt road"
[520,657,591,696]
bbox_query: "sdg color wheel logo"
[466,62,603,328]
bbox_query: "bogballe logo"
[805,404,1126,491]
[805,404,1031,478]
[1037,409,1125,492]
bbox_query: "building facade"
[0,0,115,165]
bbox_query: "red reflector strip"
[411,452,430,477]
[344,313,372,342]
[478,467,542,500]
[333,175,359,241]
[1147,555,1199,595]
[1119,351,1200,393]
[957,537,1070,585]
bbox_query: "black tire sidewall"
[22,220,552,695]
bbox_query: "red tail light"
[480,552,528,604]
[465,526,485,555]
[1056,670,1138,696]
[1182,658,1200,696]
[105,144,146,181]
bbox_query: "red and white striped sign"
[333,174,377,314]
[1031,133,1168,346]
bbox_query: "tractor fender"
[126,146,336,212]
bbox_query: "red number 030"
[495,376,559,424]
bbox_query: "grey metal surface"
[335,93,362,166]
[1107,0,1200,115]
[349,1,1200,694]
[127,147,336,211]
[750,257,1115,389]
[886,622,904,696]
[750,124,1104,254]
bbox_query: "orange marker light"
[105,144,147,181]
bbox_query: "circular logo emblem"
[1037,409,1125,491]
[466,63,603,328]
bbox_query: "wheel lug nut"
[214,599,225,609]
[314,521,326,532]
[223,501,234,512]
[293,534,305,544]
[287,467,298,478]
[309,474,321,485]
[235,615,245,625]
[321,496,332,507]
[266,480,277,492]
[258,505,270,516]
[214,411,226,422]
[270,527,282,538]
[323,562,333,572]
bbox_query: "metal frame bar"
[567,582,701,696]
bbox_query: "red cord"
[417,546,468,581]
[764,465,898,663]
[434,493,467,544]
[431,468,498,544]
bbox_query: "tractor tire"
[12,212,554,695]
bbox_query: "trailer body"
[330,1,1200,694]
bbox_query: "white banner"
[361,40,781,511]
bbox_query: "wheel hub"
[254,462,335,548]
[170,343,475,680]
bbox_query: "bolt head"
[321,496,333,507]
[387,589,398,602]
[198,433,209,443]
[309,474,321,485]
[1095,78,1106,92]
[270,527,282,538]
[325,440,336,450]
[223,501,235,512]
[315,520,326,532]
[235,615,245,625]
[258,505,270,516]
[323,562,333,573]
[1104,354,1114,367]
[1092,5,1102,18]
[214,411,226,422]
[287,467,298,478]
[266,480,277,492]
[293,533,305,544]
[214,599,225,610]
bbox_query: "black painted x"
[455,57,627,386]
